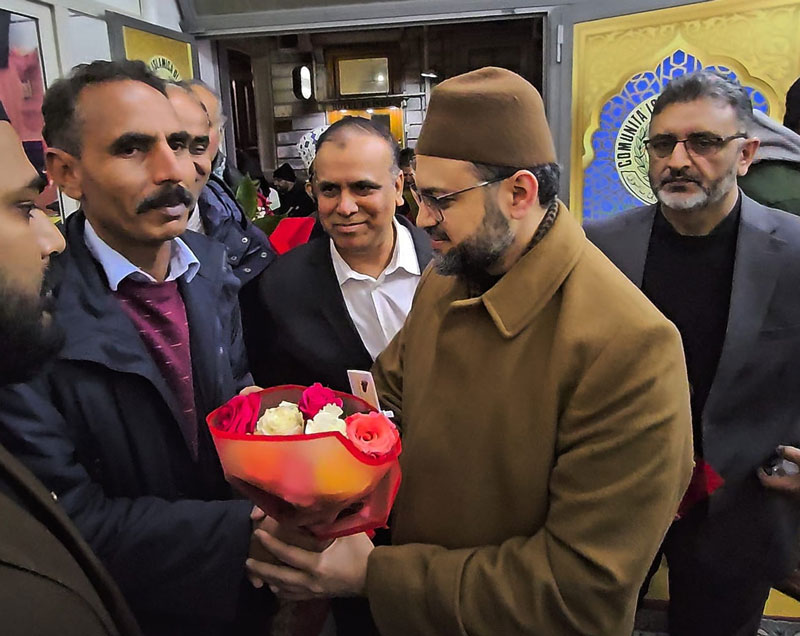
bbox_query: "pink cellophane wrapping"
[207,385,401,539]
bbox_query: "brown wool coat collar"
[451,202,584,338]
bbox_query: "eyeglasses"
[410,175,509,223]
[643,133,748,158]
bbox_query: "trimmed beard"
[0,276,64,387]
[652,168,737,213]
[432,194,515,285]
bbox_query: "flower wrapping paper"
[206,385,402,539]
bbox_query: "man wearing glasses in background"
[587,70,800,635]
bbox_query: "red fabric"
[115,279,198,459]
[677,458,725,519]
[269,217,315,255]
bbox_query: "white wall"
[139,0,182,31]
[63,12,111,68]
[56,0,185,72]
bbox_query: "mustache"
[136,184,194,215]
[424,226,449,242]
[660,169,701,186]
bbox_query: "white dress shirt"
[186,203,206,235]
[329,219,421,360]
[84,219,200,291]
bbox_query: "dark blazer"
[251,215,432,393]
[0,441,141,636]
[585,192,800,583]
[0,212,273,636]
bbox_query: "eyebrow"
[168,131,191,146]
[190,134,210,147]
[108,132,156,154]
[419,186,449,197]
[316,179,382,189]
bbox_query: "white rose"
[305,404,347,436]
[255,401,304,436]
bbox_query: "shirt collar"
[330,218,420,286]
[84,219,200,291]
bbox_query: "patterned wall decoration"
[571,0,800,221]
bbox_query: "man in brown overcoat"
[247,67,694,636]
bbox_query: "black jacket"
[585,193,800,584]
[251,215,432,392]
[0,212,273,635]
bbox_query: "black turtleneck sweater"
[642,197,741,456]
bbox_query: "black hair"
[316,116,400,175]
[399,147,415,169]
[651,69,754,132]
[784,77,800,134]
[42,59,167,156]
[472,162,561,208]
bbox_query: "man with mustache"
[0,61,274,635]
[586,70,800,635]
[0,105,141,636]
[246,68,693,636]
[166,83,275,364]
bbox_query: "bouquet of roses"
[206,383,401,539]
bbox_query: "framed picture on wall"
[106,11,198,82]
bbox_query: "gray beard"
[433,196,514,286]
[652,169,737,213]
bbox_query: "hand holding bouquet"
[207,384,401,539]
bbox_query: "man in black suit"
[586,70,800,636]
[251,117,431,393]
[0,105,140,635]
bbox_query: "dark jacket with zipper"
[0,211,274,636]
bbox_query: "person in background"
[167,82,276,365]
[246,67,693,636]
[738,109,800,215]
[0,102,141,636]
[586,70,800,636]
[397,147,419,222]
[273,162,315,217]
[0,60,276,636]
[251,116,431,393]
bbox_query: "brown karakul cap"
[416,66,557,168]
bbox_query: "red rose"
[213,392,261,435]
[298,383,343,419]
[345,412,399,458]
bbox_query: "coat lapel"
[703,196,786,420]
[307,238,372,362]
[178,244,223,421]
[614,207,655,287]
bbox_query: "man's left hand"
[245,529,374,600]
[759,445,800,498]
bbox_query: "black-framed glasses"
[643,132,748,158]
[410,175,509,223]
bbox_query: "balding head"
[188,81,222,159]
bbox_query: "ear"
[305,180,315,200]
[46,148,83,200]
[737,136,760,177]
[506,170,540,221]
[394,171,404,206]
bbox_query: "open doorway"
[217,16,545,180]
